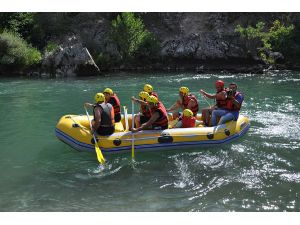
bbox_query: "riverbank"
[1,12,300,77]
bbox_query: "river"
[0,71,299,211]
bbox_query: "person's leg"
[134,114,140,128]
[201,108,210,125]
[211,109,228,126]
[218,112,235,125]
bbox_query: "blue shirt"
[231,93,244,120]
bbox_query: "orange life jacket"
[182,94,199,116]
[182,116,196,128]
[141,104,151,118]
[150,102,168,127]
[108,94,121,115]
[226,92,243,111]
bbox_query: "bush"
[95,52,122,70]
[0,31,42,68]
[134,32,160,61]
[235,20,295,65]
[110,12,160,62]
[44,41,59,53]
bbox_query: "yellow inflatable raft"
[55,114,250,154]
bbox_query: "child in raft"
[172,109,203,128]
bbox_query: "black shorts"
[96,126,115,136]
[140,115,151,124]
[115,113,121,123]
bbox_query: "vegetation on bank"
[235,20,295,65]
[0,31,41,68]
[0,13,43,71]
[1,12,300,75]
[96,12,160,69]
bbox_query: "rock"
[34,12,300,73]
[268,51,284,63]
[41,37,100,77]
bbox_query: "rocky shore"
[2,12,300,77]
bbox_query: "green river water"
[0,71,299,211]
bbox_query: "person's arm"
[230,93,243,108]
[199,89,216,99]
[132,112,160,132]
[92,107,102,131]
[167,100,182,112]
[131,96,147,105]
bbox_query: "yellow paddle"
[131,100,135,159]
[84,107,105,164]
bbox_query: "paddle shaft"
[124,106,129,131]
[131,101,135,158]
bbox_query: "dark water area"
[0,71,299,211]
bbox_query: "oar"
[84,106,105,164]
[131,100,135,159]
[123,106,129,132]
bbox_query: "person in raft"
[131,95,168,132]
[143,84,158,99]
[84,93,115,136]
[198,80,227,126]
[211,82,244,126]
[103,88,121,123]
[174,109,197,128]
[131,91,151,128]
[167,86,199,119]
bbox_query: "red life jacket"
[108,94,121,115]
[150,102,168,127]
[93,103,115,126]
[141,104,151,118]
[226,92,243,111]
[182,94,199,116]
[182,116,196,128]
[216,89,227,108]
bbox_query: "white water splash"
[280,173,300,183]
[173,157,195,188]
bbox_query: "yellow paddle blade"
[95,144,105,164]
[131,144,135,158]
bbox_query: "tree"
[235,20,295,65]
[110,12,159,62]
[0,13,36,39]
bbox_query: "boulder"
[41,37,100,77]
[268,51,285,64]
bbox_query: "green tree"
[110,12,159,62]
[0,13,36,38]
[235,20,295,64]
[0,31,41,68]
